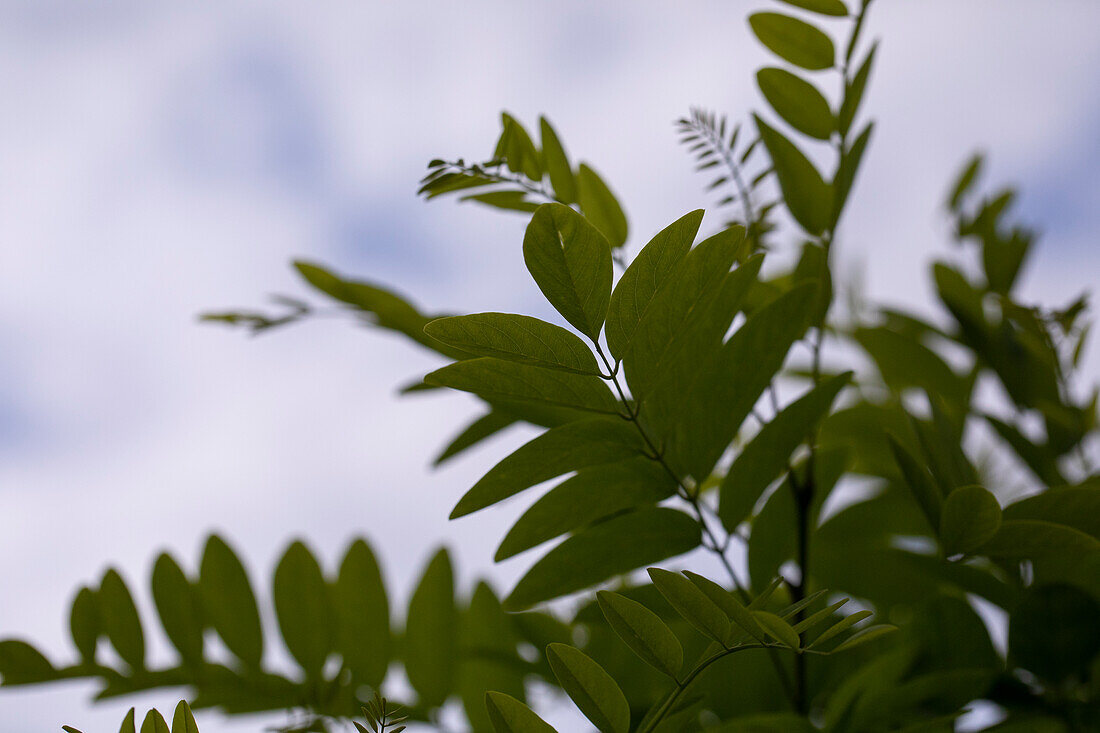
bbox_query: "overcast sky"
[1,1,1098,730]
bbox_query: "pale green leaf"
[425,313,601,375]
[749,12,836,71]
[546,643,630,733]
[682,571,768,643]
[540,117,577,204]
[576,164,628,248]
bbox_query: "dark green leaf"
[648,568,730,644]
[273,541,334,676]
[425,357,618,415]
[522,203,613,339]
[888,437,943,530]
[719,372,850,529]
[980,520,1100,559]
[495,457,674,560]
[596,590,683,678]
[605,210,703,360]
[832,122,873,221]
[99,569,145,671]
[485,691,558,733]
[460,583,525,731]
[69,586,99,665]
[334,540,390,688]
[776,0,848,16]
[948,154,983,211]
[0,640,55,684]
[504,508,699,610]
[576,164,628,248]
[756,67,834,140]
[749,13,836,71]
[854,326,967,408]
[119,709,136,733]
[682,571,768,643]
[752,611,800,650]
[546,643,630,733]
[1009,584,1100,681]
[434,410,517,466]
[838,43,876,136]
[451,417,644,518]
[807,610,872,649]
[151,554,204,666]
[754,116,833,235]
[831,624,897,652]
[1003,486,1100,540]
[404,549,456,707]
[461,190,539,213]
[540,117,577,204]
[939,485,1002,555]
[199,535,263,668]
[425,313,601,375]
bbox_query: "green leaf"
[854,326,967,408]
[501,113,543,181]
[748,12,836,71]
[1009,584,1100,681]
[831,624,897,652]
[425,357,618,415]
[273,541,334,676]
[333,539,390,688]
[199,535,263,668]
[662,281,819,482]
[719,372,850,529]
[462,190,539,213]
[838,43,877,136]
[459,583,525,731]
[151,554,204,666]
[681,571,768,643]
[424,313,601,375]
[485,691,558,733]
[404,549,456,707]
[832,122,873,220]
[504,508,699,610]
[753,611,801,650]
[495,457,674,560]
[947,154,983,211]
[171,702,200,733]
[434,410,517,466]
[754,115,833,235]
[99,569,145,671]
[807,610,872,649]
[0,640,55,684]
[648,568,730,645]
[69,586,99,664]
[939,485,1002,555]
[576,164,628,248]
[523,203,613,339]
[888,437,943,531]
[546,643,630,733]
[596,590,683,678]
[451,417,644,518]
[540,117,577,204]
[980,520,1100,559]
[139,710,170,733]
[119,709,137,733]
[776,0,848,16]
[605,210,703,360]
[1002,486,1100,540]
[791,599,850,635]
[756,68,834,140]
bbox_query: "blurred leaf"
[333,539,390,688]
[888,437,943,530]
[546,643,630,733]
[434,410,517,466]
[854,326,967,408]
[939,485,1002,555]
[605,210,703,360]
[504,508,699,610]
[1009,584,1100,681]
[948,154,983,211]
[485,691,558,733]
[425,313,601,376]
[832,122,873,220]
[757,67,834,140]
[273,541,334,677]
[461,190,540,213]
[460,583,525,731]
[99,569,145,671]
[404,549,456,707]
[199,535,263,669]
[0,640,55,684]
[501,113,543,181]
[832,624,897,652]
[451,417,644,518]
[576,164,629,248]
[540,117,577,204]
[596,590,683,679]
[749,13,835,71]
[776,0,847,16]
[980,520,1100,559]
[69,586,99,665]
[151,554,203,667]
[838,43,877,136]
[754,116,833,235]
[1002,486,1100,540]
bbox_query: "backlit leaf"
[140,711,170,733]
[151,554,203,667]
[425,358,619,415]
[576,164,628,249]
[596,590,683,678]
[540,117,577,204]
[752,611,801,650]
[546,644,630,733]
[755,116,833,235]
[648,568,731,645]
[425,313,601,375]
[171,702,200,733]
[485,691,558,733]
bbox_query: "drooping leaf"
[576,164,628,249]
[749,13,836,71]
[273,541,334,677]
[719,372,851,529]
[485,691,558,733]
[69,586,99,665]
[333,539,390,688]
[540,117,577,204]
[450,417,644,518]
[756,68,834,140]
[546,643,630,733]
[150,554,204,667]
[504,508,699,610]
[939,485,1002,555]
[425,358,619,415]
[495,457,674,560]
[462,190,539,213]
[523,203,613,339]
[424,313,601,375]
[648,568,731,645]
[754,116,833,235]
[199,535,263,669]
[404,549,456,707]
[605,210,703,360]
[596,590,683,679]
[98,569,145,671]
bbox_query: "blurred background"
[1,1,1098,730]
